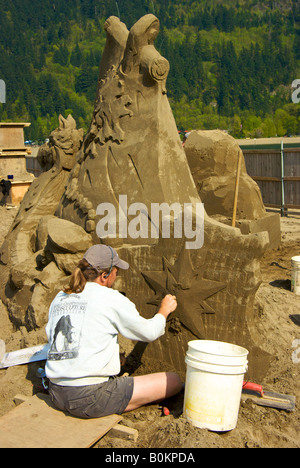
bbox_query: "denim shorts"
[48,376,134,419]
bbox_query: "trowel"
[242,381,296,411]
[0,339,49,369]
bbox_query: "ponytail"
[63,259,109,294]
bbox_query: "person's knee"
[166,372,183,395]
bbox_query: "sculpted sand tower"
[57,15,199,237]
[0,15,272,379]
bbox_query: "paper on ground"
[0,341,49,369]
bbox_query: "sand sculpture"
[0,115,86,329]
[0,15,275,379]
[184,130,281,249]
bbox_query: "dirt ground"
[0,205,299,448]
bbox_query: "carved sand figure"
[0,15,274,380]
[184,130,281,249]
[0,115,88,329]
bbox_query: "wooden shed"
[0,122,34,205]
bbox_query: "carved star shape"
[142,247,226,338]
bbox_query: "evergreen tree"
[53,45,69,66]
[70,43,82,67]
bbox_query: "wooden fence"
[239,138,300,215]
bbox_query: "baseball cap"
[83,245,129,271]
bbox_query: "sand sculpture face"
[0,15,274,379]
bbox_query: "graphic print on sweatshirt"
[48,297,88,361]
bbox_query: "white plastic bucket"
[183,340,248,432]
[291,256,300,295]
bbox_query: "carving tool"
[36,367,49,390]
[232,150,242,227]
[242,381,295,411]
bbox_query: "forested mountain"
[0,0,299,140]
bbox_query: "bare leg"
[125,372,183,412]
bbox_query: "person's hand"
[158,294,177,319]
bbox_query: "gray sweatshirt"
[45,282,166,386]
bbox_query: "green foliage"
[0,0,299,140]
